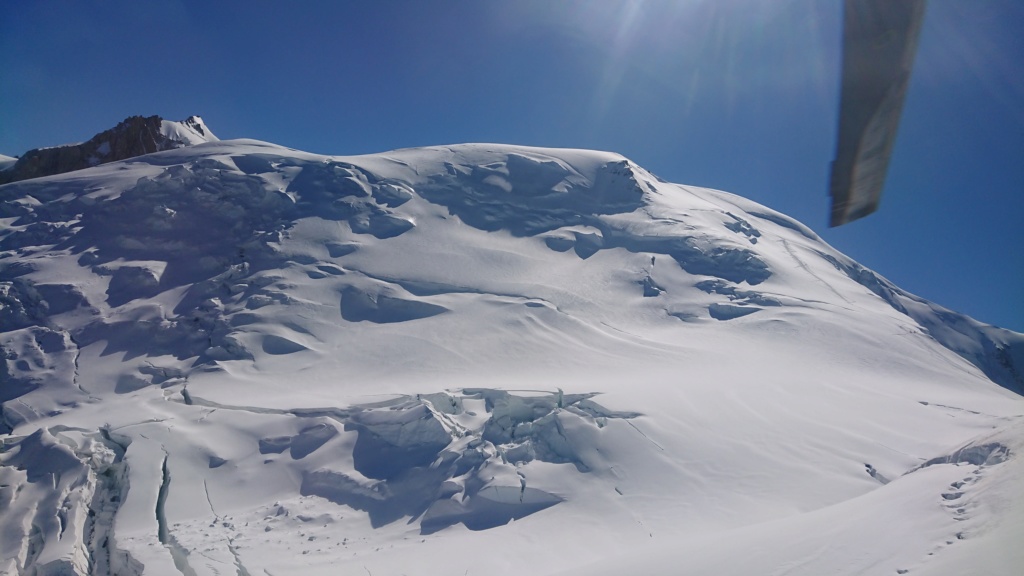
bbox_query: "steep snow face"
[0,139,1022,575]
[160,116,218,146]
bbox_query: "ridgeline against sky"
[1,0,1021,330]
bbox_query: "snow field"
[1,139,1021,574]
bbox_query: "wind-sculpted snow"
[2,142,781,393]
[419,155,772,285]
[339,285,449,324]
[260,422,338,459]
[298,390,631,534]
[1,138,1022,575]
[418,157,647,234]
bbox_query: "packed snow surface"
[1,137,1022,575]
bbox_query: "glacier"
[0,128,1022,575]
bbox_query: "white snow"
[0,137,1021,575]
[160,115,219,146]
[0,153,17,172]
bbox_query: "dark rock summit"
[0,115,215,185]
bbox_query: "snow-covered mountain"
[0,116,217,185]
[1,120,1021,576]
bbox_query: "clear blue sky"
[2,1,1021,331]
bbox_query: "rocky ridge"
[0,115,216,185]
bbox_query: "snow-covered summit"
[160,115,218,146]
[0,137,1021,575]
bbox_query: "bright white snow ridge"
[0,122,1022,576]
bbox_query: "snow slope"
[158,116,218,147]
[0,135,1021,575]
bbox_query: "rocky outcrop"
[0,115,215,185]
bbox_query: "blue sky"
[2,0,1021,331]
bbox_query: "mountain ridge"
[0,115,216,185]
